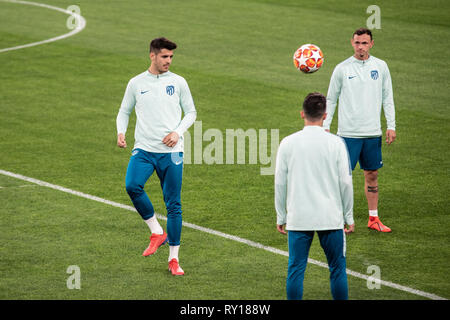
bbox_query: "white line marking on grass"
[0,169,446,300]
[0,0,86,53]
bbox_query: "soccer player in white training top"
[116,37,197,275]
[275,92,354,300]
[324,28,396,232]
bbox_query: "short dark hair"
[150,37,177,54]
[353,27,373,40]
[302,92,326,121]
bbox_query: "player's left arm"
[382,62,396,144]
[163,78,197,147]
[386,129,396,145]
[275,141,288,235]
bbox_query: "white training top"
[116,70,197,153]
[275,126,354,231]
[324,55,395,137]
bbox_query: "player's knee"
[125,180,143,198]
[364,170,378,183]
[167,206,182,216]
[164,196,182,215]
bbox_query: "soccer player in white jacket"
[116,38,197,275]
[275,92,354,300]
[324,28,396,232]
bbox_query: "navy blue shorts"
[342,136,383,171]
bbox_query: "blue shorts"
[341,136,383,171]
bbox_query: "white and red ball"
[293,44,324,73]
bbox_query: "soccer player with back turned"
[324,28,396,232]
[116,37,197,275]
[275,93,354,300]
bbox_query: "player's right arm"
[117,133,127,148]
[324,65,343,131]
[337,138,354,233]
[116,79,136,148]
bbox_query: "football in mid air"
[293,44,324,73]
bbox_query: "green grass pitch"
[0,0,449,300]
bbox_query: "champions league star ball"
[293,44,324,73]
